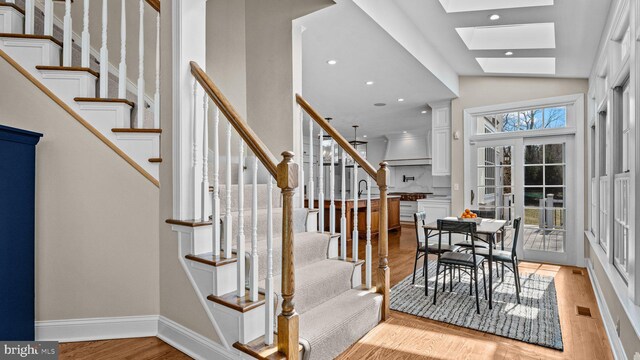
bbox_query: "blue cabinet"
[0,125,42,341]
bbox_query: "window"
[598,110,608,253]
[476,106,567,134]
[613,81,631,279]
[590,124,598,237]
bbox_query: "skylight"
[476,58,556,75]
[438,0,553,13]
[456,23,555,50]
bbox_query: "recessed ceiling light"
[374,103,386,107]
[327,60,337,65]
[398,98,405,102]
[366,81,374,85]
[403,131,408,134]
[489,14,500,21]
[505,51,514,56]
[363,135,368,138]
[456,23,556,50]
[421,110,427,114]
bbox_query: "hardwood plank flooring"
[340,224,614,360]
[59,224,613,360]
[60,337,189,360]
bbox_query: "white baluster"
[25,0,34,35]
[154,13,161,129]
[212,107,221,257]
[318,130,324,233]
[223,122,233,258]
[299,110,305,208]
[366,176,372,289]
[250,157,259,302]
[201,95,210,221]
[341,149,347,260]
[100,0,109,98]
[329,138,336,235]
[308,117,314,211]
[44,0,53,36]
[118,0,127,98]
[136,0,145,128]
[237,141,246,297]
[81,0,90,67]
[63,0,72,66]
[265,177,274,345]
[352,162,358,261]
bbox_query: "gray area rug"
[391,262,564,350]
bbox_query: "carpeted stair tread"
[298,289,382,360]
[264,259,355,316]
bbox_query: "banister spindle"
[318,130,324,232]
[366,176,372,289]
[25,0,34,35]
[62,0,72,66]
[80,0,90,67]
[212,106,221,257]
[352,162,358,261]
[299,110,305,208]
[44,0,53,36]
[340,149,347,260]
[154,13,161,129]
[265,177,274,345]
[136,0,145,128]
[236,140,246,298]
[308,117,314,212]
[201,95,210,221]
[377,162,390,320]
[329,138,335,235]
[100,0,109,98]
[118,0,127,98]
[250,157,259,302]
[223,122,233,258]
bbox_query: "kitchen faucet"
[358,179,368,197]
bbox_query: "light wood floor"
[60,224,613,360]
[339,224,613,360]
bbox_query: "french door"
[468,135,576,265]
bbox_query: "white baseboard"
[35,315,159,343]
[586,258,627,360]
[157,316,239,360]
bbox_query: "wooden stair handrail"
[296,94,378,181]
[145,0,160,13]
[190,61,278,178]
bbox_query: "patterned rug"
[390,262,564,350]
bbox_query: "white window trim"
[463,93,585,267]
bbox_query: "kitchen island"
[306,196,401,240]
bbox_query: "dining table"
[423,218,507,309]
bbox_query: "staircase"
[0,0,161,184]
[166,64,391,359]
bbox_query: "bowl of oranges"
[458,209,482,224]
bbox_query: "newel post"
[277,151,300,359]
[376,162,390,320]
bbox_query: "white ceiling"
[300,0,612,138]
[300,1,456,138]
[394,0,612,77]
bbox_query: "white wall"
[0,54,159,321]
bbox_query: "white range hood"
[383,132,432,166]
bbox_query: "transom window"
[476,106,567,134]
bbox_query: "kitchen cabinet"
[430,101,451,176]
[417,198,452,225]
[307,196,401,240]
[399,201,418,222]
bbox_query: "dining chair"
[413,212,459,294]
[432,219,487,314]
[474,217,523,303]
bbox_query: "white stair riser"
[38,70,97,100]
[112,133,160,179]
[0,7,24,34]
[352,262,363,288]
[0,37,60,68]
[76,102,133,132]
[186,259,238,297]
[208,301,265,345]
